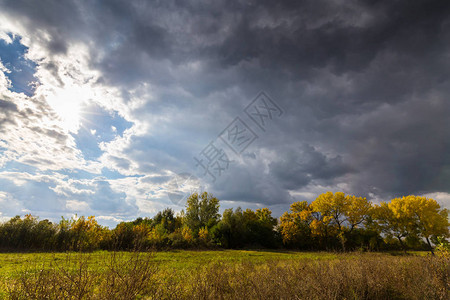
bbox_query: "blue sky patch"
[0,161,40,174]
[73,104,133,161]
[0,34,37,96]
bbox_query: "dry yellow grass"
[3,251,449,299]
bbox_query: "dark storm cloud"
[212,162,294,205]
[1,0,450,210]
[342,97,450,197]
[269,144,353,190]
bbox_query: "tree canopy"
[0,192,447,253]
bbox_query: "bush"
[8,252,159,299]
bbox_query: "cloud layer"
[0,0,449,225]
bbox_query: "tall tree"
[184,192,220,234]
[279,201,313,248]
[410,196,449,254]
[380,196,450,254]
[216,207,246,248]
[311,192,372,250]
[153,208,177,233]
[372,198,417,252]
[243,208,278,248]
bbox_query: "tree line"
[0,192,448,253]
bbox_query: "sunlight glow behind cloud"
[0,0,449,227]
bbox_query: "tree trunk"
[397,235,407,253]
[340,237,346,252]
[426,237,434,256]
[338,231,346,252]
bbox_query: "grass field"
[0,250,447,299]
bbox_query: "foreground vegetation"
[1,250,448,299]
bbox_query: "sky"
[0,0,449,227]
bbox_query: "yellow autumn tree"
[311,192,348,231]
[198,227,209,246]
[409,196,449,254]
[374,196,449,254]
[148,223,168,247]
[133,223,151,248]
[372,199,413,251]
[182,226,194,243]
[70,215,107,251]
[346,195,373,230]
[279,201,313,247]
[310,192,372,250]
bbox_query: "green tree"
[243,208,278,248]
[215,207,246,248]
[111,222,135,250]
[184,192,220,235]
[153,208,177,233]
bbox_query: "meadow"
[0,250,448,299]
